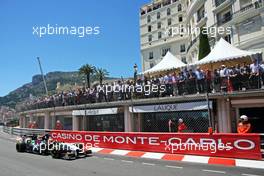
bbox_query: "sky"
[0,0,149,96]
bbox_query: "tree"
[198,28,211,60]
[79,64,95,88]
[95,68,109,85]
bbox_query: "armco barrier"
[3,127,264,159]
[3,126,50,136]
[50,130,262,160]
[261,134,264,158]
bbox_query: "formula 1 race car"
[50,142,92,160]
[16,134,92,160]
[16,134,51,155]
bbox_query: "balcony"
[197,13,205,23]
[217,14,232,26]
[186,0,206,23]
[187,35,199,52]
[215,0,226,7]
[163,0,172,6]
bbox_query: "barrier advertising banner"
[50,130,262,160]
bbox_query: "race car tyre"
[50,150,60,159]
[16,143,26,152]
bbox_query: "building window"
[157,12,160,19]
[224,35,231,43]
[150,62,154,68]
[157,22,161,29]
[168,18,172,26]
[162,48,170,56]
[148,35,152,42]
[147,15,151,23]
[148,25,152,32]
[217,10,232,25]
[179,15,183,22]
[182,57,187,64]
[167,8,171,16]
[178,4,182,11]
[168,28,172,36]
[149,52,154,59]
[197,6,205,23]
[180,44,186,52]
[158,31,162,39]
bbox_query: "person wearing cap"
[28,120,33,128]
[178,118,187,133]
[237,115,252,134]
[31,121,38,129]
[55,120,64,130]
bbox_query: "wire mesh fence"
[141,110,209,133]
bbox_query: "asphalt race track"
[0,131,263,176]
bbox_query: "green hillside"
[0,71,115,108]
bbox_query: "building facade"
[186,0,264,63]
[140,0,189,71]
[140,0,264,70]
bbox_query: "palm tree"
[79,64,95,88]
[96,68,109,85]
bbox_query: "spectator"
[178,118,187,133]
[195,67,205,94]
[168,119,175,132]
[219,65,229,91]
[186,69,196,94]
[237,115,251,134]
[31,121,38,129]
[205,69,212,93]
[177,72,186,95]
[249,59,261,89]
[28,121,33,128]
[55,120,63,130]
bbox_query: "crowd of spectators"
[18,60,264,111]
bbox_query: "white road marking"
[183,155,209,163]
[202,169,226,174]
[90,147,104,153]
[141,152,165,159]
[165,165,183,169]
[110,150,130,156]
[121,160,134,163]
[142,162,155,166]
[103,157,115,161]
[236,159,264,169]
[242,174,263,176]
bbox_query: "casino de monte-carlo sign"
[129,101,212,113]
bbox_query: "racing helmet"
[240,115,248,121]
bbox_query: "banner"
[50,130,262,160]
[129,101,212,113]
[72,108,118,116]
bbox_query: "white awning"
[72,108,118,116]
[143,51,186,74]
[129,101,212,113]
[193,38,261,66]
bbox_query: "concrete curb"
[90,147,264,170]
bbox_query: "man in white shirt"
[249,59,261,89]
[219,65,228,91]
